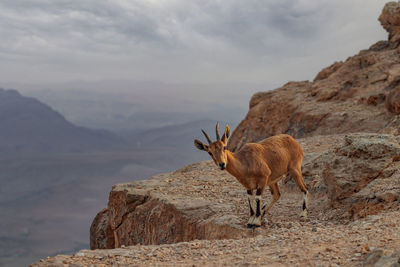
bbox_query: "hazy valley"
[0,86,249,266]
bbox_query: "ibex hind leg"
[262,183,281,218]
[289,167,309,218]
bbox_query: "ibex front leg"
[252,188,264,228]
[247,189,256,228]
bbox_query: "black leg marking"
[256,198,261,217]
[303,191,308,210]
[247,190,255,216]
[248,199,255,216]
[256,188,262,195]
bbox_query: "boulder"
[379,1,400,45]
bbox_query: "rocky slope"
[31,209,400,266]
[32,2,400,266]
[88,133,400,251]
[33,133,400,266]
[228,1,400,151]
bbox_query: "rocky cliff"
[33,133,400,266]
[33,2,400,266]
[88,133,400,251]
[228,1,400,151]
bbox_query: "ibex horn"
[216,122,220,141]
[201,129,212,144]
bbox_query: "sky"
[0,0,389,87]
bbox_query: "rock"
[302,133,400,219]
[314,61,344,81]
[90,208,114,250]
[31,2,400,266]
[363,249,383,267]
[373,255,400,267]
[379,1,400,45]
[90,161,250,249]
[361,243,371,254]
[88,133,400,249]
[386,87,400,114]
[228,3,400,152]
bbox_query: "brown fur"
[224,134,305,193]
[194,125,308,226]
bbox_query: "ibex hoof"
[247,223,260,229]
[300,210,308,218]
[253,216,262,227]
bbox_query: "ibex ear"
[221,125,231,144]
[225,125,230,139]
[194,139,208,151]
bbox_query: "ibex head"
[194,122,231,170]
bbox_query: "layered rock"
[32,209,400,266]
[90,133,400,249]
[29,3,400,266]
[301,133,400,220]
[90,162,250,249]
[228,2,400,152]
[379,1,400,45]
[86,0,400,255]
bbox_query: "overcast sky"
[0,0,389,87]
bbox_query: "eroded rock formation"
[228,2,400,152]
[34,2,400,266]
[90,162,250,249]
[90,133,400,249]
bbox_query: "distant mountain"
[126,120,237,150]
[0,88,125,154]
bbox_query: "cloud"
[0,0,389,84]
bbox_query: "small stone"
[312,227,317,232]
[374,256,400,267]
[361,243,370,254]
[363,249,383,266]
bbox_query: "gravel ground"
[32,205,400,266]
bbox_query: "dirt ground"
[32,183,400,266]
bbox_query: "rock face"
[33,210,400,266]
[36,132,400,266]
[33,2,400,266]
[379,1,400,45]
[301,133,400,220]
[90,162,250,249]
[88,2,400,250]
[90,133,400,249]
[228,2,400,151]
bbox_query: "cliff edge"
[32,2,400,266]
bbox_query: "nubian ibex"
[194,123,309,228]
